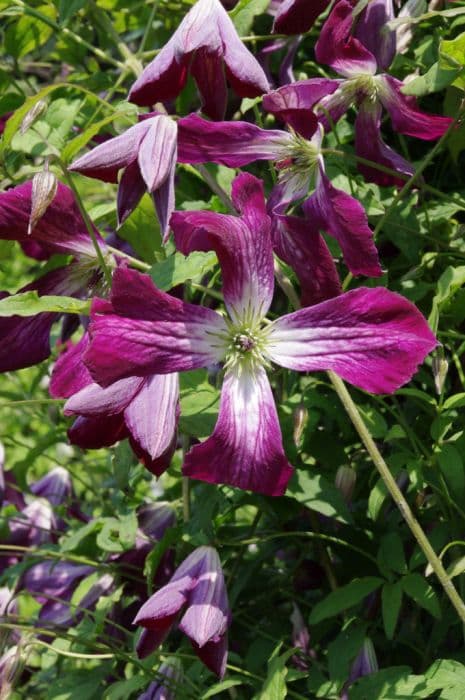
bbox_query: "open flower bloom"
[85,173,436,496]
[272,0,330,35]
[0,181,109,372]
[128,0,269,120]
[178,113,381,295]
[263,0,453,186]
[133,546,230,678]
[70,114,177,236]
[50,331,179,477]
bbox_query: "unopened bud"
[432,354,448,395]
[293,403,308,447]
[28,169,58,235]
[335,465,356,504]
[20,99,47,135]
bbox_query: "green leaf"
[103,677,147,700]
[429,265,465,331]
[349,667,431,700]
[287,469,353,524]
[255,644,295,700]
[368,478,389,521]
[358,405,388,439]
[230,0,269,35]
[111,441,137,492]
[46,667,110,700]
[55,520,101,552]
[61,113,124,163]
[401,61,460,97]
[143,526,180,595]
[202,679,244,699]
[440,32,465,90]
[446,555,465,579]
[117,194,163,264]
[0,292,90,317]
[377,533,407,576]
[442,393,465,411]
[5,5,56,59]
[179,369,220,438]
[96,512,138,553]
[401,573,441,618]
[328,623,366,685]
[309,577,383,625]
[382,582,403,640]
[436,443,465,502]
[150,251,217,291]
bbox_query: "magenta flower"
[128,0,269,120]
[50,331,179,477]
[85,173,436,496]
[0,181,109,372]
[133,546,230,678]
[70,114,177,236]
[272,0,330,35]
[263,0,453,186]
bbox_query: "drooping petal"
[354,0,396,71]
[134,575,196,629]
[67,414,128,449]
[177,113,290,167]
[129,35,189,106]
[117,160,146,227]
[315,0,378,77]
[266,286,437,394]
[49,334,93,399]
[70,121,150,183]
[124,373,179,467]
[273,0,330,35]
[0,181,103,258]
[271,213,342,306]
[85,267,228,385]
[137,116,178,193]
[303,165,382,278]
[379,74,453,140]
[152,165,176,242]
[172,173,274,326]
[192,634,228,679]
[355,101,415,187]
[64,377,143,417]
[183,365,293,496]
[263,78,340,138]
[191,49,228,121]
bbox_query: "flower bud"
[293,403,308,447]
[432,354,448,395]
[20,99,48,135]
[335,465,356,504]
[28,170,58,236]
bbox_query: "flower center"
[344,73,380,104]
[224,323,271,371]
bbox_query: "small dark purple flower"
[30,467,72,506]
[137,658,182,700]
[128,0,270,120]
[133,546,230,678]
[341,637,378,699]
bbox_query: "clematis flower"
[137,658,182,700]
[30,466,72,506]
[177,113,381,296]
[70,113,177,236]
[84,173,436,496]
[0,181,109,372]
[128,0,269,120]
[341,637,378,699]
[50,331,179,477]
[263,0,453,186]
[272,0,330,35]
[133,546,230,678]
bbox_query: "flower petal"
[50,334,93,399]
[192,634,228,679]
[379,74,453,140]
[315,0,378,77]
[354,0,396,71]
[128,34,188,106]
[64,377,143,417]
[303,166,382,278]
[263,79,339,138]
[117,160,146,227]
[70,121,150,183]
[172,173,274,326]
[355,101,415,187]
[177,113,290,167]
[67,414,128,449]
[152,164,176,242]
[137,116,178,193]
[273,0,330,35]
[191,48,228,121]
[266,286,437,394]
[183,365,293,496]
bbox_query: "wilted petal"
[266,287,437,394]
[183,365,293,495]
[172,173,274,326]
[177,113,290,167]
[273,0,330,34]
[315,0,378,77]
[86,268,228,385]
[303,166,382,278]
[354,0,396,71]
[263,78,339,137]
[379,74,453,140]
[355,101,415,186]
[70,121,150,183]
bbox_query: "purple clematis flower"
[50,330,179,477]
[0,181,109,372]
[263,0,453,186]
[128,0,270,120]
[30,466,72,506]
[272,0,330,35]
[84,173,436,496]
[133,546,230,678]
[137,658,182,700]
[70,113,177,236]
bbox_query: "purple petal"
[177,113,289,167]
[134,575,194,628]
[138,116,178,193]
[266,287,437,394]
[273,0,330,35]
[355,101,415,187]
[23,561,93,598]
[124,373,179,465]
[303,166,382,278]
[50,334,93,399]
[263,78,339,138]
[117,160,146,227]
[136,624,175,659]
[64,376,143,417]
[30,466,72,506]
[172,173,274,325]
[192,634,228,679]
[379,75,453,140]
[183,365,293,496]
[85,267,228,385]
[272,213,342,306]
[152,166,176,242]
[354,0,396,71]
[70,121,150,183]
[129,35,188,106]
[191,49,228,121]
[0,181,103,258]
[315,0,377,77]
[68,414,129,449]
